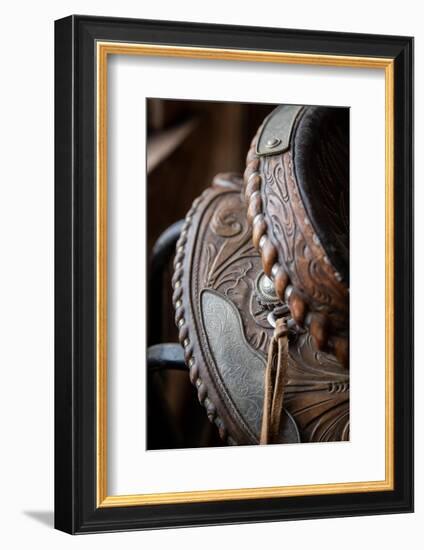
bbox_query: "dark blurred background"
[146,98,276,450]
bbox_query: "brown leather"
[244,106,349,366]
[173,172,349,445]
[260,317,289,445]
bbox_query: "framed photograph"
[54,15,413,533]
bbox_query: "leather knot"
[273,317,288,340]
[260,316,289,444]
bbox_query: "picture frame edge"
[54,15,414,534]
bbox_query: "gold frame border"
[96,42,395,508]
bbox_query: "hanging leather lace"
[260,317,289,444]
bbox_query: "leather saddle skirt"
[172,105,349,446]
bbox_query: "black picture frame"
[55,15,414,534]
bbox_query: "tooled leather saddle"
[172,105,349,445]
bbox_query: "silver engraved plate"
[201,289,300,443]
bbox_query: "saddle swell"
[173,169,349,446]
[244,105,349,366]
